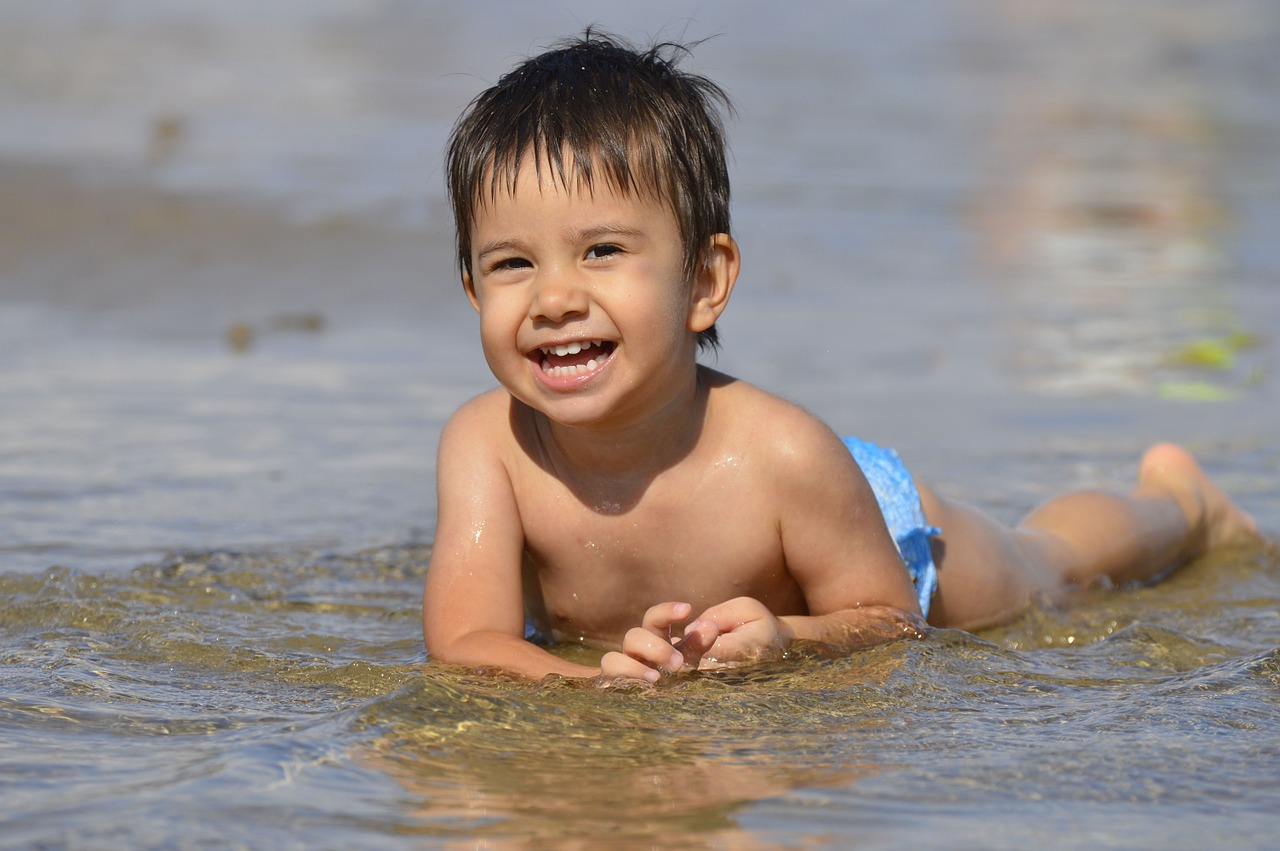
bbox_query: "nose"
[529,264,589,324]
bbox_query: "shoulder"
[444,386,512,426]
[702,370,857,483]
[438,388,513,450]
[434,388,525,489]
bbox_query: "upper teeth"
[542,340,603,357]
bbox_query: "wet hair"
[446,30,733,352]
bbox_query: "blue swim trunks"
[842,436,940,618]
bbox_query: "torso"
[504,374,811,643]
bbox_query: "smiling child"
[422,32,1260,684]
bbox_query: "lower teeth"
[544,358,600,377]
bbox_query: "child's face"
[464,157,704,429]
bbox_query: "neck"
[528,365,713,500]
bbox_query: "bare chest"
[516,480,803,644]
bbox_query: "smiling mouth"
[536,339,616,378]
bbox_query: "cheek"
[476,323,520,384]
[473,302,518,362]
[478,311,514,350]
[632,260,693,320]
[661,279,697,334]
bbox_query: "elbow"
[422,611,464,663]
[423,625,466,666]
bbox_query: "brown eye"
[493,257,532,271]
[585,244,621,261]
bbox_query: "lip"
[526,338,616,391]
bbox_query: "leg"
[919,443,1259,631]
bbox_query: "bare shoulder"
[703,371,853,477]
[442,387,511,432]
[433,389,529,501]
[438,388,515,455]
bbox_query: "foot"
[1138,443,1261,556]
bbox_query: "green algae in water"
[1165,332,1261,371]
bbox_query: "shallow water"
[5,546,1278,847]
[3,1,1280,847]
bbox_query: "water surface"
[2,1,1279,847]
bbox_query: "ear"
[462,267,481,313]
[687,233,740,334]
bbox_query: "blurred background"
[2,0,1277,572]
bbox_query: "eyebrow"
[570,224,647,243]
[475,238,523,261]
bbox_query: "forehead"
[470,150,672,227]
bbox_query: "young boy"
[423,32,1260,684]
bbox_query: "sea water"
[2,1,1279,847]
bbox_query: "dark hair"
[446,30,733,352]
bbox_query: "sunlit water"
[2,1,1279,847]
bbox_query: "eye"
[585,243,622,261]
[490,256,532,272]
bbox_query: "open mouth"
[534,339,616,379]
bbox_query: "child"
[422,32,1260,684]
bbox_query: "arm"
[655,597,922,673]
[694,418,925,662]
[780,605,926,647]
[701,598,924,666]
[600,596,924,680]
[775,414,925,631]
[600,412,927,680]
[422,399,598,681]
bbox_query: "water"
[2,1,1279,847]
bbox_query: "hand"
[694,597,791,669]
[598,602,721,685]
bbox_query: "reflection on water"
[363,668,883,845]
[979,3,1267,399]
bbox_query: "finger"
[702,629,758,662]
[622,626,686,674]
[673,618,721,667]
[698,616,785,667]
[640,601,693,635]
[696,596,762,632]
[598,650,660,685]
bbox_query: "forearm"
[778,605,926,652]
[427,629,601,681]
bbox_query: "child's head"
[446,30,733,351]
